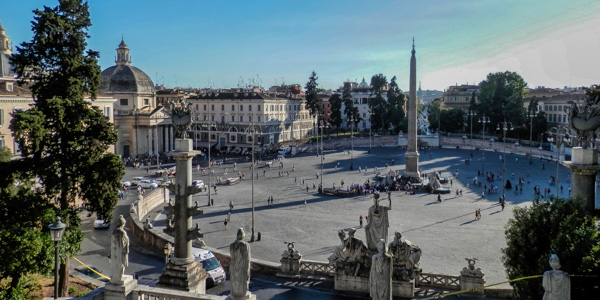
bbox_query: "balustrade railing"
[298,260,334,276]
[131,285,225,300]
[418,272,460,290]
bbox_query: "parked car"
[75,265,108,282]
[131,177,147,186]
[94,218,110,229]
[155,178,171,186]
[120,179,132,187]
[138,179,158,189]
[192,180,205,189]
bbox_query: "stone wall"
[134,187,168,219]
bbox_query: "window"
[221,104,225,111]
[203,115,207,121]
[0,108,3,126]
[143,98,149,106]
[258,116,261,122]
[249,116,252,122]
[211,104,215,111]
[231,115,235,122]
[120,99,128,106]
[211,115,215,121]
[230,135,236,142]
[232,104,235,111]
[104,107,111,118]
[221,115,225,123]
[203,104,207,110]
[240,116,244,122]
[195,104,199,110]
[6,83,13,92]
[249,105,252,111]
[240,105,244,111]
[258,105,261,111]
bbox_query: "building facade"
[187,90,313,151]
[441,84,479,112]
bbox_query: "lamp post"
[368,110,375,153]
[528,112,535,164]
[549,127,570,196]
[249,124,261,242]
[48,216,66,300]
[163,242,172,266]
[467,110,476,139]
[319,119,328,190]
[349,117,356,170]
[496,120,513,202]
[478,115,490,174]
[205,122,214,206]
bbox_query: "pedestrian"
[450,179,453,187]
[229,201,234,212]
[460,189,463,196]
[481,191,485,199]
[214,186,217,194]
[270,196,274,205]
[501,199,505,211]
[437,194,442,203]
[304,198,307,206]
[560,185,563,193]
[307,186,309,193]
[359,215,363,227]
[224,219,228,230]
[295,177,297,184]
[227,211,231,221]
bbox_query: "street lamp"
[163,242,172,266]
[349,117,356,170]
[48,216,66,300]
[528,112,536,164]
[368,110,375,153]
[319,119,328,191]
[548,127,570,196]
[467,110,476,140]
[478,115,490,174]
[248,124,261,242]
[204,122,215,206]
[496,120,514,202]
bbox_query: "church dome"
[99,39,154,94]
[359,78,369,88]
[99,65,155,93]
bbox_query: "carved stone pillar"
[564,147,600,213]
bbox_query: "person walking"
[437,194,442,203]
[224,219,228,230]
[229,201,234,212]
[501,199,505,211]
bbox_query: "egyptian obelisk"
[405,38,420,178]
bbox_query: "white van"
[192,248,226,287]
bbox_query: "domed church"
[99,39,174,159]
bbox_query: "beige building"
[99,39,173,158]
[188,90,313,151]
[441,84,479,111]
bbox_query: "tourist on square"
[359,215,363,227]
[224,219,228,230]
[437,194,441,203]
[229,201,234,212]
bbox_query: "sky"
[2,0,600,91]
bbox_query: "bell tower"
[115,38,131,66]
[0,21,12,56]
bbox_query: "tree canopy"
[5,0,124,295]
[328,93,343,130]
[304,71,321,118]
[477,71,528,133]
[368,74,389,132]
[502,197,600,299]
[386,76,405,134]
[342,82,360,126]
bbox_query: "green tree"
[387,76,405,134]
[428,98,443,133]
[8,0,124,295]
[526,97,547,145]
[0,147,12,162]
[477,71,528,133]
[369,74,389,132]
[502,198,600,299]
[328,93,343,131]
[304,71,320,136]
[440,108,465,133]
[342,82,360,126]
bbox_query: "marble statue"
[460,258,484,278]
[388,232,421,272]
[369,239,392,300]
[230,228,252,299]
[110,215,129,284]
[543,254,570,300]
[281,241,302,260]
[365,193,391,251]
[168,98,194,139]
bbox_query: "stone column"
[405,40,420,178]
[158,138,207,293]
[564,147,600,213]
[170,126,175,151]
[153,126,158,155]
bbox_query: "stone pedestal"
[227,292,257,300]
[404,152,420,178]
[460,275,485,297]
[280,257,302,273]
[104,275,137,300]
[334,273,415,298]
[564,147,600,213]
[158,260,207,293]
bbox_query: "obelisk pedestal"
[564,147,600,213]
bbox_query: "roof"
[191,91,295,101]
[99,64,155,94]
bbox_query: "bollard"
[257,232,261,241]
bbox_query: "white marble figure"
[365,193,391,251]
[543,254,570,300]
[110,215,129,284]
[388,232,421,270]
[369,239,392,300]
[460,258,484,278]
[230,228,251,299]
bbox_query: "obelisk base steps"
[405,152,421,178]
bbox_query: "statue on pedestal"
[110,215,129,284]
[460,258,484,278]
[369,239,392,300]
[543,254,570,300]
[329,229,369,276]
[365,192,391,251]
[230,228,252,300]
[388,232,421,280]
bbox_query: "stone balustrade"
[418,272,461,290]
[298,260,334,277]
